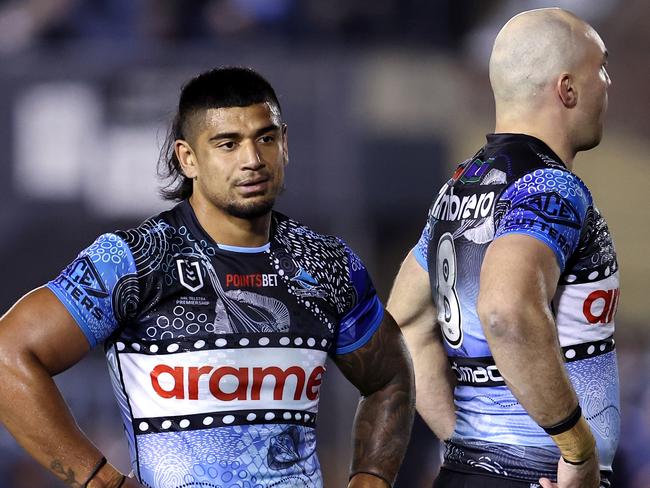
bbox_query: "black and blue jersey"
[414,133,620,483]
[48,200,384,488]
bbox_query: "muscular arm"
[478,234,599,487]
[333,312,415,488]
[387,250,456,441]
[477,234,576,425]
[0,288,138,487]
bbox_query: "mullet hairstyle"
[158,66,283,201]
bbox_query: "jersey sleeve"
[46,233,139,347]
[333,244,384,355]
[494,168,592,271]
[412,218,432,271]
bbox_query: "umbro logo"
[176,258,204,292]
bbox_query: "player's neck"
[188,196,271,248]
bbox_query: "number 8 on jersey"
[436,233,463,348]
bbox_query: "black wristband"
[542,405,582,436]
[83,456,107,487]
[562,455,591,466]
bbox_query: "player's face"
[573,29,611,151]
[186,103,288,219]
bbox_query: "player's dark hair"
[159,67,282,201]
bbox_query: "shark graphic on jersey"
[48,200,384,488]
[413,134,619,484]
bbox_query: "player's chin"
[576,127,603,152]
[589,132,603,150]
[226,197,275,219]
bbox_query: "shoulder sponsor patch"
[517,192,581,229]
[68,256,109,298]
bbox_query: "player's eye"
[600,65,610,83]
[259,135,275,144]
[218,141,237,150]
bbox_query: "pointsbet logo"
[225,273,279,287]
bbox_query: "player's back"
[414,133,620,483]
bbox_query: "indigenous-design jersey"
[414,134,620,483]
[48,200,384,488]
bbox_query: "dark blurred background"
[0,0,648,486]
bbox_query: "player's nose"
[241,140,263,170]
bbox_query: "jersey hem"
[45,283,97,348]
[411,246,428,271]
[334,300,384,355]
[493,229,565,270]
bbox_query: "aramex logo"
[583,288,620,324]
[150,364,326,402]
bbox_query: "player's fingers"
[538,478,557,488]
[122,477,145,488]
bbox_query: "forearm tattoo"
[335,317,415,484]
[51,459,83,488]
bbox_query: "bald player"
[389,8,617,488]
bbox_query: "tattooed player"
[0,67,414,488]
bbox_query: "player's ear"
[557,73,578,109]
[281,123,289,167]
[175,139,198,178]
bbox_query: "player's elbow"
[362,345,415,412]
[477,293,530,344]
[0,335,34,415]
[0,333,34,380]
[0,323,21,370]
[0,315,46,384]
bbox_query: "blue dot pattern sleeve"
[494,168,592,271]
[412,219,432,271]
[334,245,385,355]
[46,233,138,348]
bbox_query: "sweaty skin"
[490,8,610,166]
[0,289,143,488]
[489,10,584,104]
[336,313,415,488]
[387,251,456,442]
[177,103,415,488]
[484,9,609,488]
[0,100,415,488]
[390,8,611,488]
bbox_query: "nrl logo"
[176,258,204,292]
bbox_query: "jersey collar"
[486,133,568,169]
[178,200,272,254]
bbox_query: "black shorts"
[433,468,542,488]
[433,467,611,488]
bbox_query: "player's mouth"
[236,176,270,196]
